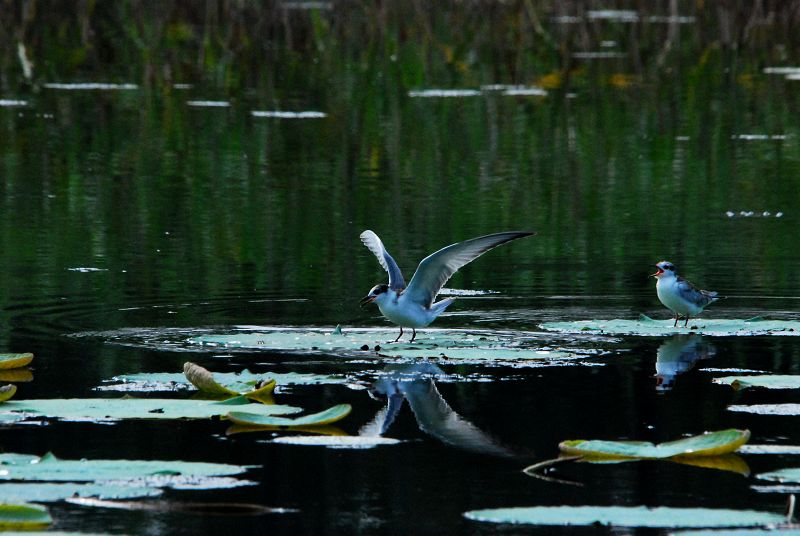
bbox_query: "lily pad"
[0,385,16,402]
[462,506,786,528]
[188,327,589,363]
[739,445,800,455]
[673,531,800,536]
[0,353,33,370]
[541,316,800,337]
[227,404,351,427]
[0,504,52,529]
[714,375,800,390]
[728,405,800,416]
[756,468,800,484]
[271,436,402,448]
[183,362,275,403]
[101,370,343,393]
[0,369,33,383]
[0,452,252,483]
[0,482,162,502]
[0,396,300,422]
[559,430,750,459]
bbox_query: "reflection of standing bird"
[655,335,716,391]
[652,261,721,327]
[359,230,534,342]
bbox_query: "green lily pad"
[102,370,343,393]
[0,504,52,529]
[541,316,800,337]
[663,530,800,536]
[0,482,162,502]
[739,445,800,455]
[188,328,590,363]
[756,468,800,484]
[0,452,252,484]
[462,506,786,527]
[0,396,300,422]
[559,429,750,459]
[0,353,33,370]
[714,375,800,390]
[728,404,800,416]
[227,404,351,427]
[271,436,402,448]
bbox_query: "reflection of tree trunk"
[656,0,679,68]
[15,0,36,81]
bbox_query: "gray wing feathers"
[360,230,406,290]
[677,278,720,308]
[405,231,533,307]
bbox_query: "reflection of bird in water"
[655,335,716,391]
[360,363,518,457]
[359,230,534,342]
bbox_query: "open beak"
[651,265,664,278]
[360,294,376,308]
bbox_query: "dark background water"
[2,1,800,534]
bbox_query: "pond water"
[2,3,800,534]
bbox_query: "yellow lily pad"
[0,354,33,370]
[183,362,275,403]
[559,429,750,459]
[0,385,16,403]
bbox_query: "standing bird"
[652,261,721,327]
[359,230,534,342]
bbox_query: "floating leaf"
[0,504,52,529]
[671,529,800,536]
[462,506,786,527]
[188,328,587,363]
[0,385,16,402]
[227,404,351,427]
[226,424,347,436]
[739,445,800,455]
[101,370,343,393]
[728,405,800,416]
[0,397,300,422]
[0,369,33,383]
[183,362,275,403]
[0,354,33,370]
[0,452,252,484]
[541,316,800,337]
[559,430,750,459]
[757,468,800,484]
[0,482,162,502]
[271,436,402,448]
[714,375,800,390]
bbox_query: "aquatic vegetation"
[541,316,800,336]
[0,482,162,502]
[0,354,33,369]
[0,504,52,529]
[0,385,16,402]
[713,376,800,390]
[101,369,343,393]
[227,403,351,428]
[728,405,800,416]
[462,506,787,528]
[558,429,750,460]
[271,436,402,449]
[0,396,301,422]
[756,468,800,484]
[182,362,275,403]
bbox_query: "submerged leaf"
[559,430,750,459]
[462,506,786,527]
[714,375,800,390]
[0,397,300,422]
[227,404,352,427]
[0,353,33,370]
[0,504,52,528]
[541,317,800,337]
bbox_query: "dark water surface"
[3,3,800,534]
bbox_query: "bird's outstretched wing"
[360,230,406,290]
[404,231,534,307]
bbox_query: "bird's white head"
[360,283,390,307]
[652,260,677,279]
